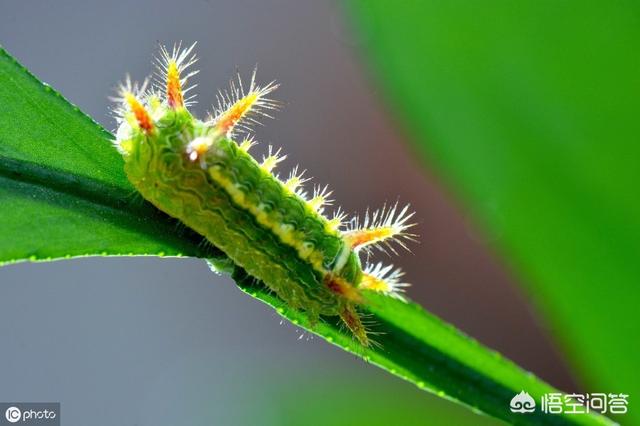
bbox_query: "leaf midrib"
[0,154,218,259]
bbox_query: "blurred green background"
[347,2,639,424]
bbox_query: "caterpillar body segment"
[113,43,416,347]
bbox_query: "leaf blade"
[235,269,612,426]
[0,46,221,264]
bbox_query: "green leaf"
[345,1,638,423]
[0,47,220,264]
[235,269,613,426]
[0,47,615,425]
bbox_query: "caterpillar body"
[113,43,416,346]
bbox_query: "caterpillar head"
[112,42,277,165]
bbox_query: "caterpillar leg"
[359,263,408,300]
[339,304,369,347]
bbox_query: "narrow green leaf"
[0,47,615,425]
[345,3,638,424]
[0,47,220,264]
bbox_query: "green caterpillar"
[113,43,415,346]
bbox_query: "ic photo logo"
[0,403,59,425]
[4,407,20,424]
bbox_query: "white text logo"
[510,391,536,413]
[4,407,21,423]
[509,391,629,415]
